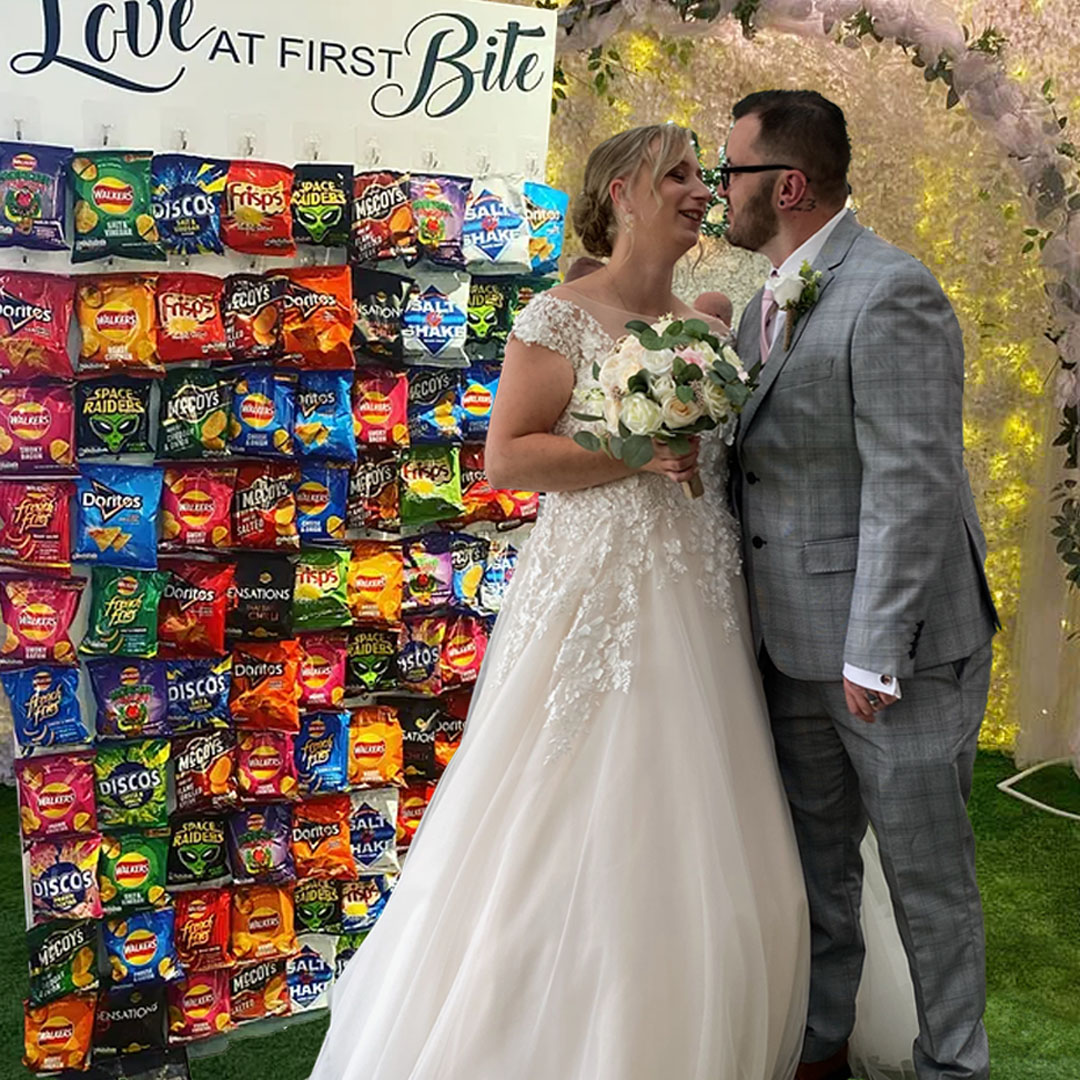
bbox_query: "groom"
[722,91,999,1080]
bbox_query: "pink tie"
[760,282,778,366]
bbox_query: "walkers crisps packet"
[0,141,70,251]
[353,369,409,448]
[23,993,95,1073]
[0,665,89,750]
[296,461,349,543]
[231,883,298,963]
[237,731,299,803]
[299,632,348,708]
[347,541,403,624]
[71,150,164,263]
[77,275,160,374]
[156,273,228,364]
[160,467,235,551]
[0,479,73,573]
[0,271,74,378]
[103,907,183,986]
[229,368,297,458]
[168,970,233,1042]
[74,464,163,570]
[222,161,296,257]
[16,750,97,841]
[98,831,169,913]
[0,576,83,666]
[0,384,76,474]
[347,705,404,789]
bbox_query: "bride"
[310,124,912,1080]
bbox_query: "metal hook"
[308,137,321,163]
[14,118,24,142]
[421,146,438,171]
[366,138,382,167]
[525,152,541,179]
[178,128,189,151]
[475,148,491,179]
[242,133,256,158]
[102,123,113,148]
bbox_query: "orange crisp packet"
[290,793,357,880]
[230,639,301,732]
[76,275,160,374]
[347,705,404,789]
[231,883,298,963]
[23,992,95,1073]
[281,266,354,371]
[347,541,403,625]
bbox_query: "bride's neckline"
[558,285,679,322]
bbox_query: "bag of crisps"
[411,174,470,268]
[402,532,454,614]
[174,729,237,813]
[230,639,301,732]
[224,272,285,362]
[237,731,299,803]
[348,788,400,875]
[95,984,169,1057]
[451,533,489,614]
[0,141,71,252]
[295,370,357,461]
[399,446,464,526]
[403,272,470,366]
[466,276,514,362]
[156,273,229,363]
[99,831,169,913]
[462,177,532,272]
[80,567,169,659]
[407,367,463,444]
[17,750,97,841]
[161,467,235,551]
[70,150,163,263]
[158,368,234,460]
[440,614,489,688]
[353,369,409,449]
[29,833,103,923]
[229,367,297,457]
[286,934,335,1013]
[158,559,234,658]
[524,180,570,276]
[27,918,99,1006]
[481,538,519,615]
[346,627,401,696]
[103,907,184,986]
[351,171,415,263]
[168,970,233,1043]
[74,464,163,570]
[348,705,404,789]
[77,275,160,373]
[295,878,342,935]
[298,632,348,708]
[292,164,352,247]
[281,266,355,370]
[0,479,73,574]
[0,271,74,378]
[227,556,294,641]
[0,383,76,473]
[222,161,296,256]
[351,267,412,362]
[174,888,233,972]
[292,548,351,632]
[167,815,229,890]
[75,376,152,458]
[347,541,404,624]
[436,696,469,774]
[397,782,435,849]
[228,804,295,885]
[151,154,228,257]
[291,794,357,881]
[87,657,170,739]
[94,739,171,830]
[230,958,290,1024]
[233,464,300,551]
[166,656,232,734]
[334,929,369,974]
[0,576,83,666]
[1,665,89,751]
[347,451,400,533]
[23,992,95,1073]
[294,709,350,794]
[297,461,349,543]
[459,364,499,440]
[397,617,448,696]
[231,883,298,963]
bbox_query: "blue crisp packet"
[402,273,470,365]
[103,908,184,987]
[407,367,463,445]
[0,666,89,752]
[74,463,164,570]
[459,365,499,440]
[0,141,71,251]
[295,371,357,461]
[151,154,228,257]
[462,178,531,271]
[523,181,569,276]
[294,710,350,794]
[341,875,395,934]
[88,658,170,740]
[165,656,232,733]
[297,461,350,543]
[229,368,297,457]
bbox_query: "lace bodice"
[490,291,743,759]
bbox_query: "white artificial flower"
[620,393,664,436]
[603,396,622,435]
[701,378,730,422]
[651,314,678,335]
[640,347,675,377]
[771,273,804,308]
[599,346,643,396]
[661,395,704,429]
[649,373,677,402]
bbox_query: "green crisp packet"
[98,831,169,913]
[27,918,100,1005]
[292,548,351,631]
[399,446,464,526]
[70,150,165,264]
[80,567,169,658]
[295,878,343,934]
[94,740,171,830]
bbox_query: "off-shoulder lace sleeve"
[509,293,611,374]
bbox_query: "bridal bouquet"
[572,316,758,497]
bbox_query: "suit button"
[747,472,759,485]
[752,536,766,549]
[880,675,891,685]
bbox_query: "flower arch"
[551,0,1080,586]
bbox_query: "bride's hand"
[642,438,700,484]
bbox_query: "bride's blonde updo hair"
[572,123,694,258]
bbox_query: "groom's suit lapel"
[737,211,863,450]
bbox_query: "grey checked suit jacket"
[734,211,1000,682]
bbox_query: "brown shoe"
[794,1045,851,1080]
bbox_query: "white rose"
[771,274,804,308]
[649,373,676,402]
[599,350,642,395]
[661,395,704,429]
[620,393,664,436]
[640,347,675,377]
[701,378,730,422]
[603,396,622,435]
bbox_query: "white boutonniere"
[773,260,824,349]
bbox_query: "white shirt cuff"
[843,663,902,700]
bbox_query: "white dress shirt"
[761,208,902,701]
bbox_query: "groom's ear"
[776,169,811,212]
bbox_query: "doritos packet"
[292,548,351,631]
[174,729,237,813]
[166,656,232,734]
[167,970,233,1043]
[407,367,463,444]
[294,709,350,795]
[27,918,99,1006]
[0,271,75,379]
[95,984,169,1057]
[158,368,234,460]
[230,958,289,1024]
[88,657,170,739]
[80,567,169,659]
[466,276,514,361]
[70,150,163,264]
[294,878,342,935]
[0,383,76,474]
[231,883,298,963]
[399,445,463,526]
[0,141,71,252]
[346,627,400,696]
[76,275,160,374]
[227,556,294,641]
[1,665,89,752]
[286,934,335,1013]
[463,177,531,272]
[23,992,96,1073]
[411,174,469,268]
[29,833,103,924]
[75,376,152,458]
[74,463,163,570]
[17,750,97,841]
[228,804,295,886]
[291,794,356,881]
[156,273,228,364]
[298,632,348,708]
[224,272,285,362]
[353,369,409,448]
[233,464,300,552]
[347,451,400,533]
[161,467,235,551]
[174,888,233,972]
[0,575,83,666]
[229,367,297,458]
[167,815,229,890]
[281,266,354,371]
[348,788,400,874]
[151,154,228,257]
[524,180,570,275]
[158,558,234,658]
[403,272,470,365]
[397,617,447,697]
[347,705,404,790]
[94,739,171,830]
[0,479,73,574]
[98,831,169,914]
[351,267,411,362]
[295,371,357,461]
[103,907,183,987]
[346,541,403,625]
[222,161,296,257]
[351,171,415,263]
[230,639,301,732]
[292,164,352,247]
[237,731,299,803]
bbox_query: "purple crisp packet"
[402,532,454,614]
[0,141,71,251]
[410,174,469,269]
[227,804,295,885]
[87,658,170,740]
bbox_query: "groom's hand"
[842,677,897,723]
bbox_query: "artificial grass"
[0,752,1076,1079]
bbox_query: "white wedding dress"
[310,291,917,1080]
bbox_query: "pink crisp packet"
[17,751,97,842]
[298,632,347,708]
[29,834,103,924]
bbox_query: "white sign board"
[0,0,557,175]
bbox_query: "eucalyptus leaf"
[640,329,663,350]
[625,320,652,335]
[714,359,737,381]
[609,435,624,459]
[570,411,604,422]
[627,372,650,395]
[683,318,710,338]
[676,384,695,404]
[622,434,654,470]
[725,382,752,408]
[574,431,602,452]
[682,363,703,381]
[667,435,692,455]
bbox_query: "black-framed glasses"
[717,163,806,189]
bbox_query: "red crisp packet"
[231,639,301,732]
[222,162,296,257]
[0,271,75,379]
[0,384,76,474]
[397,782,435,849]
[0,576,83,665]
[230,958,290,1023]
[0,480,73,574]
[233,464,300,552]
[439,615,488,689]
[299,631,348,707]
[174,889,233,972]
[237,731,300,803]
[458,444,537,524]
[168,970,233,1043]
[158,559,235,658]
[161,467,236,552]
[17,751,97,841]
[353,370,409,448]
[156,273,228,364]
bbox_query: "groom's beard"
[724,179,779,254]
